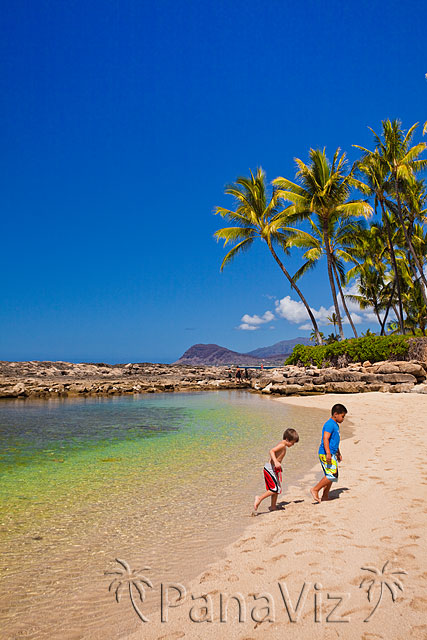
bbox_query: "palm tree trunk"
[323,221,344,340]
[373,302,382,329]
[380,279,396,335]
[379,199,405,334]
[332,261,358,338]
[392,304,402,328]
[267,241,323,345]
[394,178,427,299]
[404,246,427,309]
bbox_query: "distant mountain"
[173,338,310,366]
[246,337,311,358]
[174,344,262,366]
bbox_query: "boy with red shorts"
[253,428,299,513]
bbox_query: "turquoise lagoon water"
[0,391,324,639]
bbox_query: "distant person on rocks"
[235,368,242,383]
[310,403,347,503]
[244,367,250,380]
[253,428,299,513]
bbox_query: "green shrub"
[285,335,410,367]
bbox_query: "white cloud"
[239,281,399,334]
[274,290,382,330]
[241,311,274,326]
[238,323,260,331]
[275,296,334,326]
[238,310,274,330]
[275,296,310,323]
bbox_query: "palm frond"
[293,259,317,281]
[219,238,254,271]
[214,226,256,246]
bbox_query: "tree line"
[214,119,427,344]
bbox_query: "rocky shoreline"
[1,358,427,399]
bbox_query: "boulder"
[324,382,367,393]
[389,383,415,393]
[375,363,400,374]
[360,373,383,383]
[12,383,27,396]
[365,383,392,393]
[394,362,426,380]
[410,384,427,394]
[270,383,316,395]
[377,373,417,384]
[322,370,364,383]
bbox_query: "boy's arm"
[269,442,284,471]
[323,432,332,463]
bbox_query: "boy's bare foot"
[253,495,261,511]
[310,488,321,503]
[321,495,330,501]
[268,506,278,511]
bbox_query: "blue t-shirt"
[318,417,340,455]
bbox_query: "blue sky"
[1,0,426,363]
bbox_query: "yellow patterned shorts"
[319,454,338,482]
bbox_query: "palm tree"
[360,561,406,622]
[344,223,391,333]
[285,215,364,338]
[214,168,323,344]
[359,120,427,295]
[105,558,153,622]
[354,149,407,333]
[396,179,427,308]
[326,313,339,333]
[274,149,372,340]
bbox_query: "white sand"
[123,392,427,640]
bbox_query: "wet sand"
[123,392,427,640]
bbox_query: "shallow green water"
[0,391,324,639]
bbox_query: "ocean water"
[0,391,325,639]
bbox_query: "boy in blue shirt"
[310,403,347,503]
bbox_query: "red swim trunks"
[263,462,282,494]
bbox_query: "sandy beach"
[120,392,427,640]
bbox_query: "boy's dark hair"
[283,428,299,443]
[331,403,347,415]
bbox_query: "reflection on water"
[0,391,325,639]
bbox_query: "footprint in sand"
[271,537,292,547]
[410,597,427,611]
[228,574,240,582]
[199,572,213,583]
[410,625,427,640]
[250,567,265,575]
[236,536,256,548]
